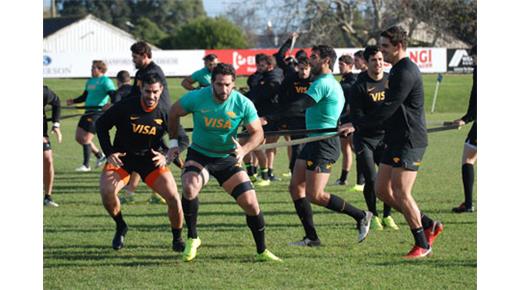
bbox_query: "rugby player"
[350,45,398,230]
[342,26,443,258]
[263,45,372,247]
[43,86,62,207]
[166,63,282,262]
[181,54,219,90]
[451,45,477,213]
[67,60,115,172]
[96,73,184,251]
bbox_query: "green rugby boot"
[255,249,282,262]
[183,237,202,262]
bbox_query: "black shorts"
[465,122,477,147]
[263,120,284,133]
[381,146,426,171]
[78,111,103,133]
[104,152,169,187]
[185,148,244,186]
[298,135,340,173]
[43,140,51,151]
[353,135,386,165]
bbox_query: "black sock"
[383,203,392,218]
[411,227,429,249]
[171,227,183,242]
[82,144,91,167]
[112,212,127,230]
[421,213,434,229]
[356,162,365,185]
[267,168,273,177]
[182,196,199,239]
[362,182,378,216]
[340,170,348,182]
[246,212,266,254]
[253,166,257,174]
[93,150,102,159]
[293,198,319,240]
[245,163,254,176]
[326,194,366,222]
[260,168,269,180]
[44,194,51,200]
[462,163,474,208]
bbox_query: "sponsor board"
[447,49,475,73]
[43,50,205,78]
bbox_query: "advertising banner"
[447,48,475,73]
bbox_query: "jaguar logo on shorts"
[226,111,237,118]
[413,161,421,166]
[326,163,332,169]
[154,119,163,125]
[87,118,93,122]
[392,157,400,164]
[307,160,313,167]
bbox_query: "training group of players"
[43,25,477,261]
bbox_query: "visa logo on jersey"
[204,117,231,129]
[132,124,157,135]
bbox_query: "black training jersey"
[461,66,477,123]
[246,68,283,117]
[43,86,61,136]
[96,97,169,157]
[114,84,133,103]
[278,73,312,119]
[354,57,428,149]
[131,61,172,109]
[350,72,388,138]
[339,72,357,123]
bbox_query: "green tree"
[133,17,168,45]
[161,17,249,49]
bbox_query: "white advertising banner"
[334,47,446,73]
[43,50,205,78]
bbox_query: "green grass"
[43,76,476,289]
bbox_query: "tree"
[133,17,168,45]
[161,17,249,49]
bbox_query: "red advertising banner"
[205,48,312,75]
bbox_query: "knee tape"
[231,181,254,200]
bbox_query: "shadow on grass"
[372,258,477,268]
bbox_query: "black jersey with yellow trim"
[350,71,388,138]
[96,96,169,157]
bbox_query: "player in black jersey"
[336,54,358,187]
[129,41,189,203]
[341,26,443,258]
[450,45,477,213]
[350,46,397,231]
[278,56,312,173]
[114,70,133,102]
[43,86,62,207]
[96,73,184,251]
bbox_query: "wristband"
[168,139,179,149]
[52,122,60,128]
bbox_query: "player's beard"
[213,88,228,103]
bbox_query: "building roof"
[43,16,83,38]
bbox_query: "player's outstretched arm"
[166,101,189,162]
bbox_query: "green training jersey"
[84,75,115,108]
[179,86,258,158]
[191,67,212,87]
[305,73,345,136]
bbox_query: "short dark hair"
[256,54,277,67]
[297,56,309,66]
[354,50,364,58]
[92,60,107,73]
[131,41,152,58]
[311,45,337,70]
[363,45,381,61]
[211,63,236,82]
[338,54,354,65]
[203,54,218,61]
[296,49,308,59]
[116,70,131,83]
[142,73,162,86]
[381,26,408,50]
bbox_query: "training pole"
[431,73,443,113]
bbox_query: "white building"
[43,14,157,53]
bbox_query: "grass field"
[43,75,476,289]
